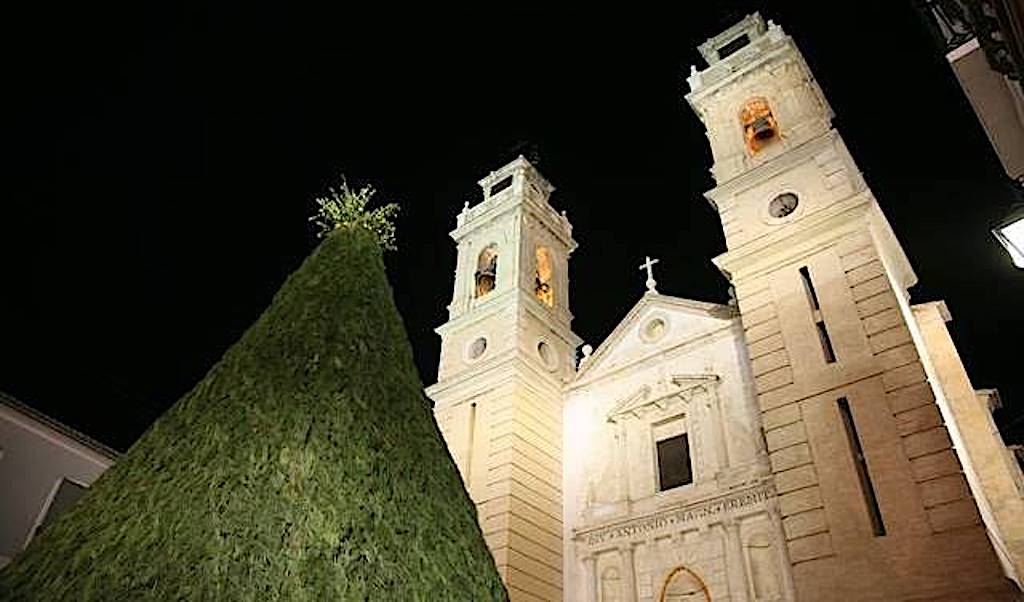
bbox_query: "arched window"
[534,247,554,307]
[601,566,622,602]
[659,565,710,602]
[475,244,498,298]
[739,96,778,153]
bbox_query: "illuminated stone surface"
[431,13,1022,601]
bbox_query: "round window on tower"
[537,341,558,371]
[768,192,799,219]
[467,337,488,361]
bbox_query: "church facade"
[426,14,1024,602]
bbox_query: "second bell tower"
[686,14,1011,601]
[426,156,580,601]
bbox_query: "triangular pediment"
[574,293,737,384]
[605,374,720,422]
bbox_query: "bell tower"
[426,156,580,601]
[686,14,1012,600]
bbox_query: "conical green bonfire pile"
[0,227,507,600]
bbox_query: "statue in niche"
[601,566,623,602]
[739,96,779,154]
[746,532,782,600]
[534,247,554,307]
[475,244,498,298]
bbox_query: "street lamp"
[993,204,1024,268]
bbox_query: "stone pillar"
[708,385,730,474]
[615,422,629,501]
[767,502,797,601]
[582,555,598,602]
[722,518,749,602]
[620,544,638,602]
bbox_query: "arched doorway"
[659,565,711,602]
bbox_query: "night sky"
[4,3,1022,452]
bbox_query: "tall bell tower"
[686,14,1012,600]
[426,156,580,601]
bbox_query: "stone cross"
[639,256,660,293]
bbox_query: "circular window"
[768,192,799,219]
[641,317,667,343]
[467,337,487,360]
[537,341,557,370]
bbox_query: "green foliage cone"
[0,227,508,601]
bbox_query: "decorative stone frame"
[604,375,727,504]
[761,188,805,225]
[472,242,500,301]
[639,311,671,344]
[649,413,694,494]
[463,335,489,363]
[536,338,559,372]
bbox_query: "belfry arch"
[475,244,498,298]
[534,246,554,307]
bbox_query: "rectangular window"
[656,434,693,491]
[837,398,886,536]
[717,33,751,59]
[816,322,837,363]
[799,266,820,310]
[800,266,837,364]
[488,175,513,197]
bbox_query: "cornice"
[427,352,564,407]
[712,195,873,282]
[0,391,120,462]
[452,189,576,252]
[574,481,775,549]
[606,374,719,423]
[686,36,794,107]
[436,288,517,336]
[436,288,578,346]
[704,129,843,205]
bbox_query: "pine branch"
[309,179,399,250]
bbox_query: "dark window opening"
[489,175,513,197]
[718,34,750,59]
[801,266,837,364]
[838,398,886,536]
[799,266,820,310]
[817,322,837,364]
[656,434,693,491]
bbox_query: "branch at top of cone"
[309,178,399,250]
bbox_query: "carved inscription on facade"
[578,486,771,547]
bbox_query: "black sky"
[4,3,1022,452]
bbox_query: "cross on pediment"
[639,256,660,293]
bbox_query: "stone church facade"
[427,14,1023,602]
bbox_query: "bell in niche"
[534,247,555,307]
[751,115,774,139]
[474,245,498,298]
[740,97,779,153]
[475,267,495,297]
